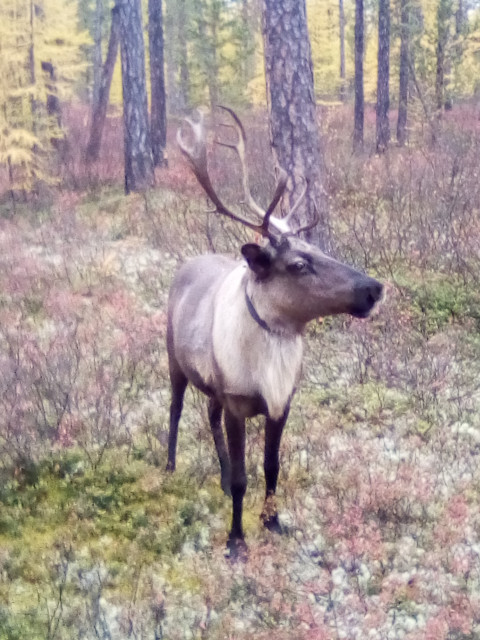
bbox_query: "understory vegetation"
[1,107,480,639]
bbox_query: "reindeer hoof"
[260,494,282,532]
[165,461,175,472]
[225,537,248,562]
[262,513,283,534]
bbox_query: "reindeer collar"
[245,290,272,334]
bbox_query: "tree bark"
[262,0,327,248]
[455,0,465,35]
[396,0,409,145]
[118,0,154,194]
[148,0,167,167]
[339,0,346,102]
[353,0,364,151]
[376,0,390,153]
[92,0,104,108]
[41,61,62,128]
[241,0,256,90]
[192,0,219,109]
[436,0,453,112]
[165,0,189,114]
[408,56,437,142]
[178,0,189,111]
[207,2,219,107]
[85,7,120,164]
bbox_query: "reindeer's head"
[177,107,382,331]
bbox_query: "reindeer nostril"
[372,282,383,301]
[352,278,383,318]
[366,281,383,304]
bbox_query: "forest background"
[1,0,480,639]
[2,0,480,193]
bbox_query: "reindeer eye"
[288,260,308,274]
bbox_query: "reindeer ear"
[241,244,273,279]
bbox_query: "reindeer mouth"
[351,308,373,319]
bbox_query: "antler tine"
[215,106,296,236]
[282,180,308,227]
[216,105,266,220]
[293,200,320,236]
[176,111,207,166]
[216,106,291,234]
[261,168,288,235]
[177,110,277,239]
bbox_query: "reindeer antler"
[177,110,283,239]
[177,108,319,240]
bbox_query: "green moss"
[0,606,44,640]
[400,272,480,335]
[0,513,20,537]
[0,449,221,570]
[299,381,411,430]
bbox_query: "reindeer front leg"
[224,408,247,555]
[261,405,290,532]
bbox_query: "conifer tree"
[165,0,189,113]
[353,0,364,151]
[149,0,167,167]
[397,0,410,145]
[118,0,154,193]
[0,0,88,193]
[376,0,390,152]
[436,0,454,112]
[191,0,221,107]
[92,0,104,107]
[262,0,326,247]
[85,7,120,163]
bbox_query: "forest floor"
[1,107,480,639]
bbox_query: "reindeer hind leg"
[166,360,188,472]
[208,397,231,495]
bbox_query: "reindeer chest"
[211,267,303,419]
[212,314,303,419]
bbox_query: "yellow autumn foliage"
[0,0,89,190]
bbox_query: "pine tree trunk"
[41,61,62,129]
[376,0,390,153]
[165,0,189,114]
[339,0,346,102]
[92,0,104,108]
[435,0,452,113]
[435,51,444,112]
[192,0,219,109]
[396,0,409,145]
[455,0,465,34]
[165,0,179,113]
[353,0,364,152]
[262,0,327,248]
[178,0,189,111]
[85,7,120,164]
[208,4,219,108]
[149,0,167,167]
[241,0,254,88]
[118,0,154,194]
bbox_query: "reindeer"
[166,107,383,555]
